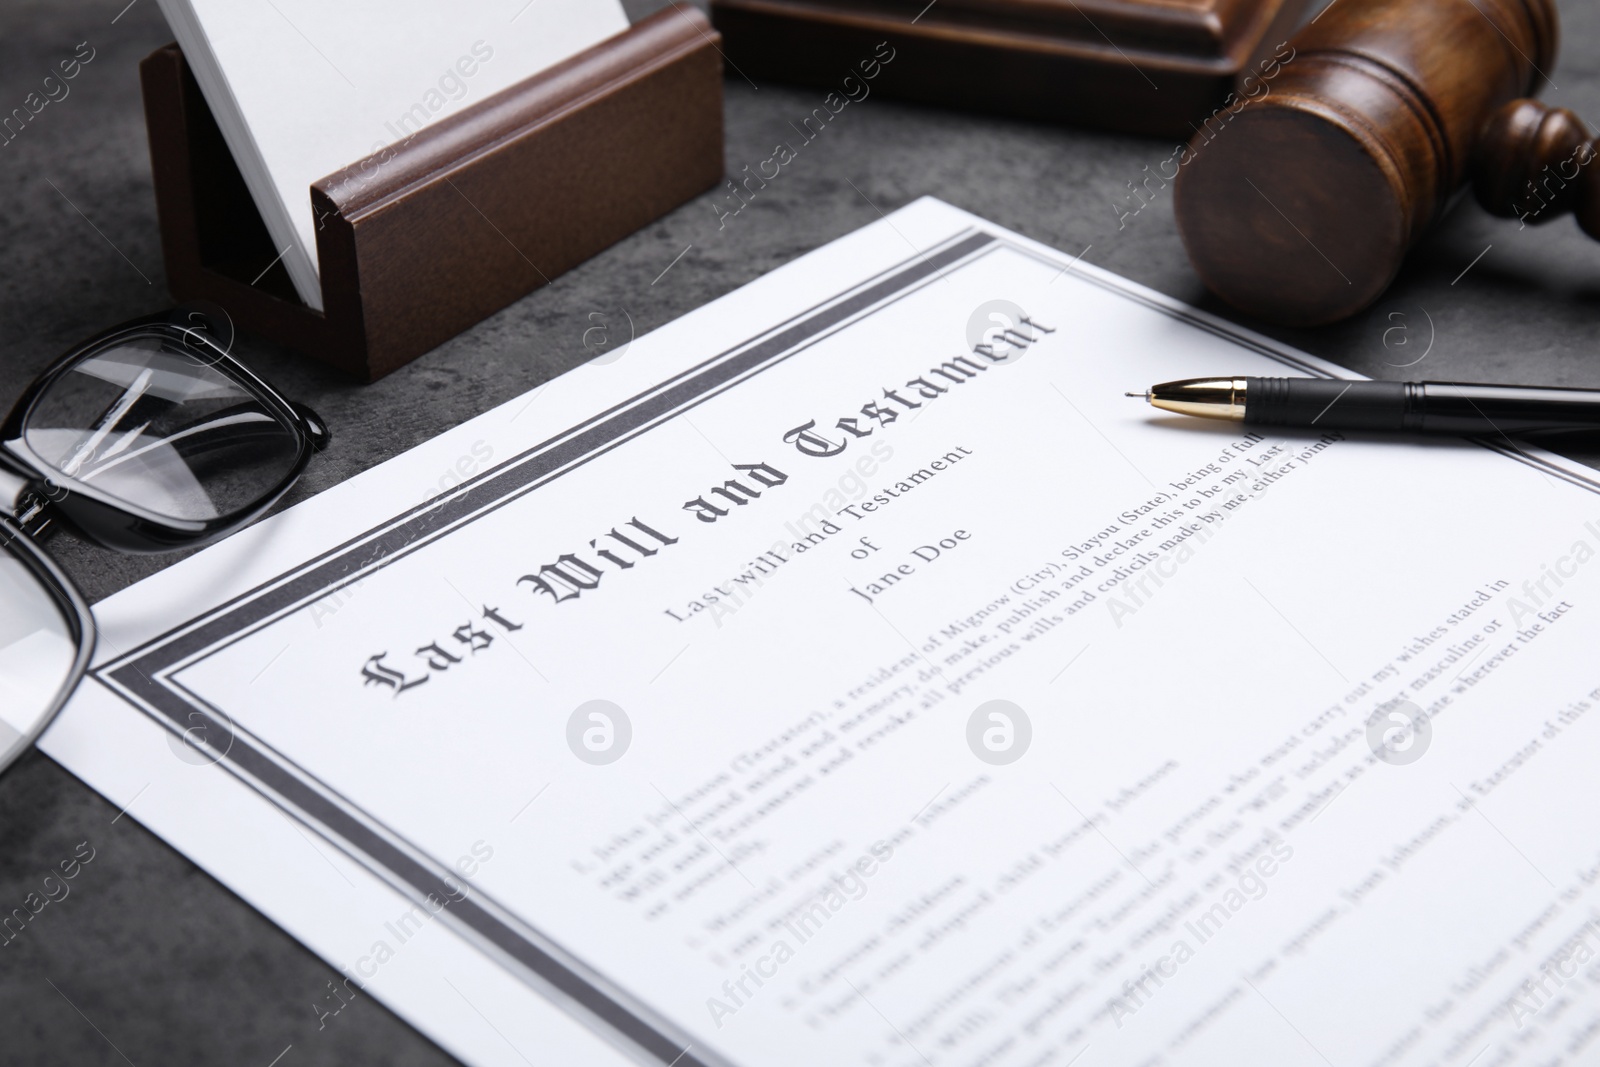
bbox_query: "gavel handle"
[1474,99,1600,239]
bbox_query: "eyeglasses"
[0,308,329,775]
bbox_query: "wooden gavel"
[1173,0,1597,326]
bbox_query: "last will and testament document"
[41,199,1600,1066]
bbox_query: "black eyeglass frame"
[0,310,330,553]
[0,512,96,771]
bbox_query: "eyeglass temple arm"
[0,464,52,538]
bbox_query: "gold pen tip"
[1125,391,1149,400]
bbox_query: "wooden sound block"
[709,0,1315,137]
[140,9,724,382]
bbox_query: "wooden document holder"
[140,10,724,381]
[711,0,1313,137]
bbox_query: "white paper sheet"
[155,0,629,310]
[41,199,1600,1066]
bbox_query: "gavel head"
[1172,0,1559,327]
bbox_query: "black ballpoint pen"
[1127,377,1600,435]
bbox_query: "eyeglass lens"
[0,538,79,759]
[22,336,303,522]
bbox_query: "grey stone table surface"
[3,0,1599,1062]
